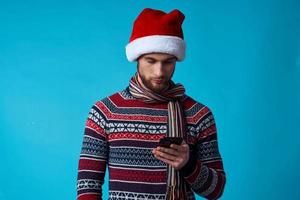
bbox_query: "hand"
[152,141,190,170]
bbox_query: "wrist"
[179,151,197,176]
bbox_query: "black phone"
[157,137,183,148]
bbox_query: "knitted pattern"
[77,87,226,200]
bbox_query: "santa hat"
[125,8,186,62]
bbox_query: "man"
[77,8,226,200]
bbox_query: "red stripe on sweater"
[198,125,216,140]
[202,160,224,170]
[108,132,165,141]
[182,97,198,110]
[111,92,167,109]
[86,119,106,138]
[95,101,167,122]
[186,106,210,124]
[77,193,101,200]
[206,172,225,200]
[110,91,196,110]
[110,167,166,183]
[78,159,106,172]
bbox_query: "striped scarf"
[128,73,188,200]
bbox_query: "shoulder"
[90,87,131,112]
[182,94,213,116]
[92,88,124,105]
[85,89,127,125]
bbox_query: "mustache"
[152,77,166,80]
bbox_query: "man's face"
[137,53,177,93]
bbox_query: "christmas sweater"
[77,87,226,200]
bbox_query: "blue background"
[1,0,299,199]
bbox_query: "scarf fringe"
[166,186,187,200]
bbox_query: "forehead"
[141,53,177,61]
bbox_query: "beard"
[137,67,174,94]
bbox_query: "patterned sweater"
[77,87,226,200]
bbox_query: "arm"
[180,107,226,199]
[77,102,108,200]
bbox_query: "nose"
[153,62,164,77]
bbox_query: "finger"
[154,154,175,166]
[181,144,189,151]
[169,144,181,151]
[154,154,183,170]
[157,147,180,156]
[170,143,189,152]
[155,149,178,161]
[152,148,157,154]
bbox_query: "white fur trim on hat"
[125,35,186,62]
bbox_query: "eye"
[164,60,174,65]
[146,59,155,64]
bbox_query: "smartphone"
[157,137,183,148]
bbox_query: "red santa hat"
[125,8,186,62]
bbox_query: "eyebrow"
[144,56,176,61]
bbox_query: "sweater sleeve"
[77,102,109,200]
[180,107,226,200]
